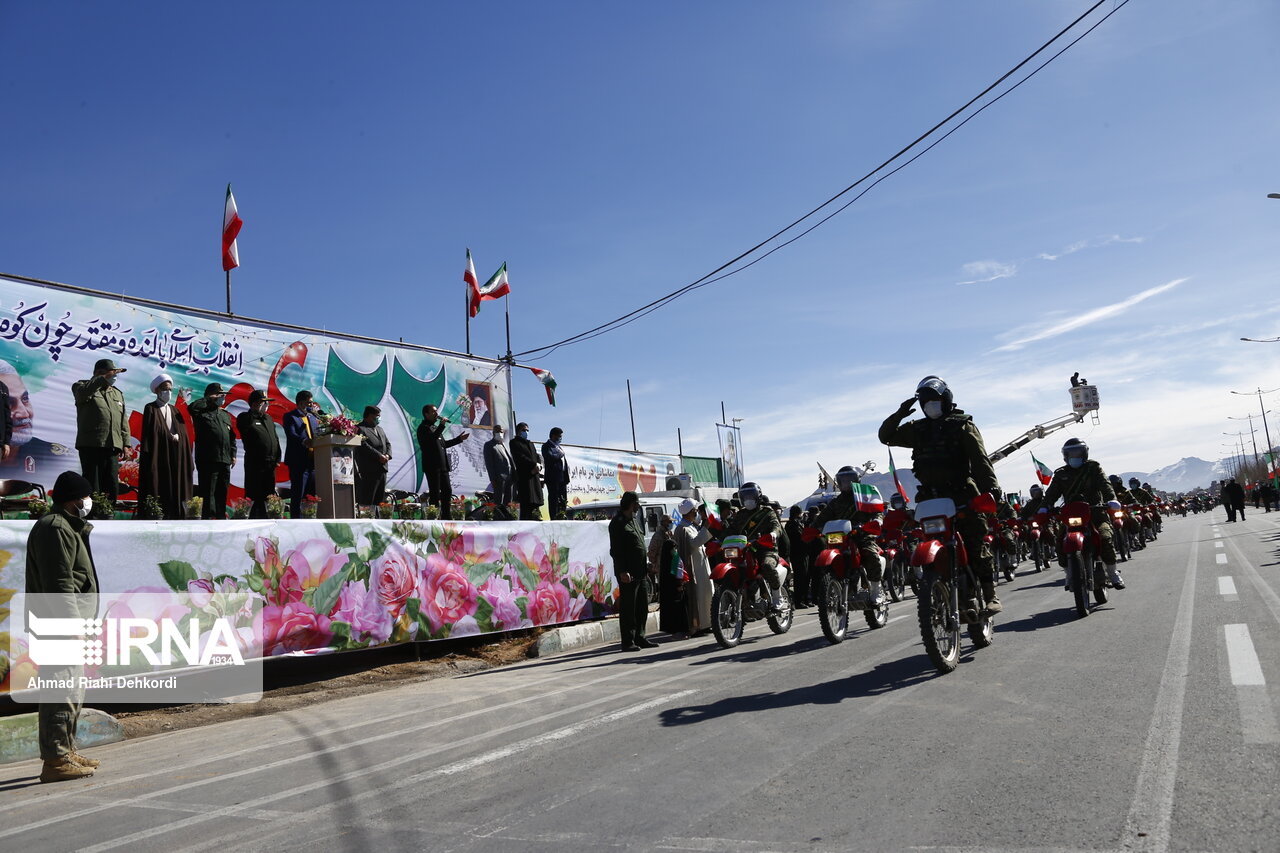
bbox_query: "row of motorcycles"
[705,497,1165,675]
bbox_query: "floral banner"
[0,519,616,693]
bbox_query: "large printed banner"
[716,424,743,489]
[0,274,510,500]
[1,518,617,696]
[564,444,682,509]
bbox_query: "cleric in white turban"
[138,372,192,518]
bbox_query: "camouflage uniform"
[879,408,999,583]
[724,504,783,590]
[814,491,884,581]
[1026,460,1119,565]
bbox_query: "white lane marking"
[1217,553,1228,565]
[1213,532,1222,539]
[1122,536,1197,852]
[1225,536,1280,628]
[1237,686,1280,744]
[75,680,706,853]
[1218,576,1238,599]
[1214,541,1224,548]
[1225,624,1266,686]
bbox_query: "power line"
[517,0,1130,360]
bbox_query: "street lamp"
[1230,388,1277,467]
[1269,193,1280,199]
[1227,412,1268,466]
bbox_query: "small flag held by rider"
[888,448,910,504]
[1032,452,1053,486]
[851,482,885,514]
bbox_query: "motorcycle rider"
[723,481,784,611]
[1026,438,1125,590]
[879,376,1003,613]
[812,465,886,605]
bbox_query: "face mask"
[76,496,92,518]
[494,432,505,441]
[255,403,268,415]
[742,498,758,511]
[518,430,529,440]
[1067,457,1085,469]
[156,389,172,405]
[923,401,944,420]
[104,375,117,386]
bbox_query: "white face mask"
[1067,457,1085,469]
[76,496,93,518]
[156,389,172,405]
[923,401,944,420]
[742,498,758,511]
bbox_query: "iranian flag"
[222,184,242,272]
[1032,452,1053,486]
[530,367,557,406]
[888,448,910,504]
[464,248,479,293]
[851,482,885,514]
[469,261,511,318]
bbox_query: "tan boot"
[40,757,95,783]
[69,752,101,769]
[982,582,1003,614]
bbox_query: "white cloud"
[956,260,1017,285]
[992,278,1187,353]
[1038,234,1144,261]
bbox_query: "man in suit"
[417,403,468,519]
[355,405,392,508]
[541,427,570,519]
[510,422,544,520]
[188,383,236,519]
[236,389,281,519]
[283,391,321,518]
[483,424,515,518]
[71,358,130,499]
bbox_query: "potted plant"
[27,498,49,520]
[226,497,252,520]
[264,494,286,519]
[91,492,115,520]
[301,495,321,519]
[142,495,165,520]
[184,496,203,520]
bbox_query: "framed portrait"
[464,380,493,429]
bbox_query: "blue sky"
[3,1,1279,504]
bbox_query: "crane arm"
[987,411,1085,464]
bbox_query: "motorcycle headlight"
[825,532,846,545]
[1068,516,1084,527]
[1113,511,1124,519]
[723,547,741,560]
[1030,522,1040,530]
[921,517,948,536]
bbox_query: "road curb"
[532,613,661,658]
[0,707,125,765]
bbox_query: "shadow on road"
[0,773,40,792]
[996,606,1078,633]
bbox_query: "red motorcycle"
[709,534,793,648]
[1022,516,1051,572]
[912,494,998,674]
[1052,501,1112,619]
[815,519,888,643]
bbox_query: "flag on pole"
[469,262,511,318]
[850,482,885,514]
[530,367,557,406]
[1032,452,1053,486]
[464,249,479,292]
[887,448,910,504]
[222,184,242,272]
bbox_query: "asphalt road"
[2,511,1278,853]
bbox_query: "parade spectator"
[417,403,468,519]
[675,498,713,634]
[647,514,671,575]
[188,383,235,519]
[1222,478,1246,522]
[541,427,570,519]
[137,373,192,519]
[72,358,130,499]
[510,422,544,520]
[283,391,320,518]
[483,425,515,517]
[27,471,100,782]
[610,491,656,651]
[236,389,280,519]
[355,405,392,507]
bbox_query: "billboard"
[0,274,511,500]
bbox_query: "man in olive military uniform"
[813,465,886,604]
[236,390,280,519]
[723,481,785,610]
[610,491,656,651]
[26,471,101,782]
[72,358,131,499]
[879,376,1003,612]
[189,383,236,519]
[1025,437,1125,589]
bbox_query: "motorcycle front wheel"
[918,569,960,673]
[1093,564,1109,606]
[1031,541,1045,572]
[968,613,995,648]
[1067,554,1090,619]
[711,585,745,648]
[817,575,849,644]
[767,586,794,634]
[1002,552,1016,583]
[865,578,889,630]
[887,556,907,602]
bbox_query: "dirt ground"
[111,631,542,740]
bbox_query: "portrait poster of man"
[717,423,743,489]
[465,380,493,429]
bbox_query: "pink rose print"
[332,581,394,644]
[418,553,479,635]
[441,529,503,568]
[259,602,333,655]
[478,574,526,631]
[372,540,427,617]
[527,581,585,626]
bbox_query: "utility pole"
[1227,414,1264,467]
[626,379,638,452]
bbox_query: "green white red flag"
[1032,452,1053,485]
[530,367,557,406]
[888,448,910,504]
[851,482,885,514]
[464,249,478,293]
[222,184,242,272]
[469,261,511,318]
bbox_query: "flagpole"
[225,269,232,315]
[504,291,512,361]
[465,287,472,356]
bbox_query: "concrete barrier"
[532,613,660,658]
[0,708,124,765]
